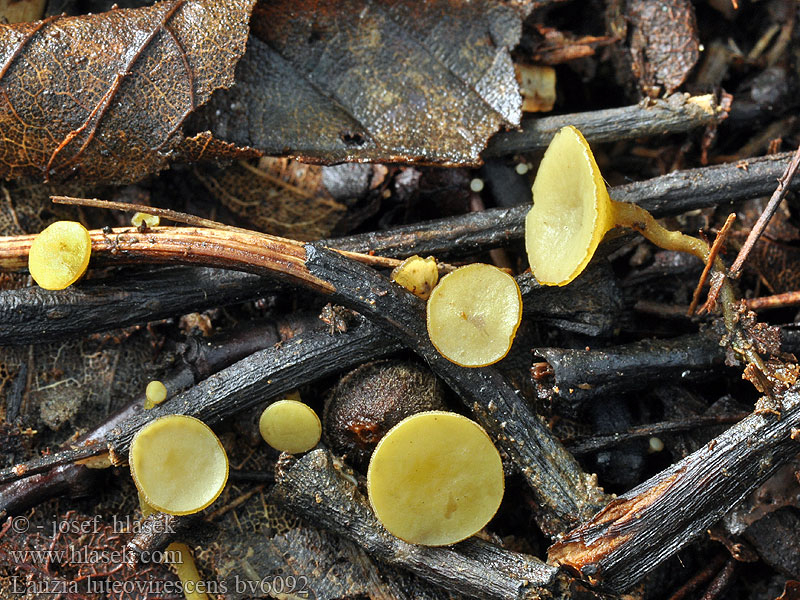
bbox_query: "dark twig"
[324,151,800,258]
[483,94,725,157]
[0,267,273,346]
[567,414,747,456]
[272,449,559,600]
[728,144,800,279]
[548,383,800,592]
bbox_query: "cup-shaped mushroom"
[259,399,322,454]
[367,411,504,546]
[130,415,228,515]
[28,221,92,290]
[525,125,615,286]
[426,263,522,367]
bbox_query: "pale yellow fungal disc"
[391,255,439,300]
[131,212,160,228]
[525,125,614,286]
[259,399,322,454]
[367,411,504,546]
[130,415,228,515]
[426,263,522,367]
[28,221,92,290]
[144,380,168,409]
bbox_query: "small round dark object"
[323,359,446,469]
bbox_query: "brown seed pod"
[323,359,446,469]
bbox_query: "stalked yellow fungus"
[131,212,160,228]
[525,126,613,286]
[259,399,322,454]
[130,415,228,515]
[144,380,168,409]
[391,255,439,300]
[27,221,91,290]
[426,263,521,367]
[526,126,711,286]
[367,411,504,546]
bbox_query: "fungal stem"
[611,200,709,264]
[611,200,768,381]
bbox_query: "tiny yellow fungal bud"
[131,212,160,228]
[649,436,665,453]
[391,255,439,300]
[28,221,91,290]
[426,263,522,367]
[469,178,484,192]
[259,399,321,454]
[144,380,168,409]
[367,411,504,546]
[130,415,228,515]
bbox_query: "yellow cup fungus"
[367,411,504,546]
[27,221,92,290]
[129,414,229,515]
[131,212,160,228]
[426,263,522,367]
[259,399,322,454]
[391,255,439,300]
[144,380,168,409]
[526,125,710,286]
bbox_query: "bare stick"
[483,94,725,157]
[728,144,800,279]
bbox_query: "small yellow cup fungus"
[27,221,91,290]
[426,263,522,367]
[144,380,168,409]
[131,212,160,228]
[259,399,322,454]
[391,255,439,300]
[367,411,504,546]
[525,126,613,286]
[526,125,711,286]
[130,415,228,515]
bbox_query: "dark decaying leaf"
[0,0,257,184]
[627,0,700,97]
[197,0,522,166]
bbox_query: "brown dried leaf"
[627,0,700,97]
[198,0,522,166]
[196,157,346,239]
[0,0,256,184]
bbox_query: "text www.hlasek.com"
[7,546,182,565]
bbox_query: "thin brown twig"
[50,195,403,270]
[688,213,736,315]
[745,290,800,311]
[699,558,737,600]
[728,143,800,279]
[667,553,728,600]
